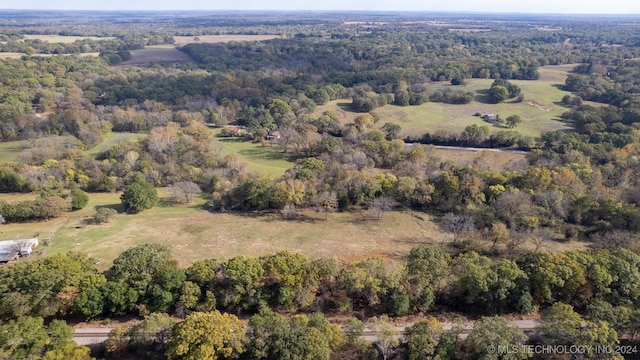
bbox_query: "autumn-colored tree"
[271,178,306,210]
[262,251,315,310]
[405,318,443,360]
[540,303,619,357]
[462,316,529,360]
[166,311,245,360]
[215,256,265,312]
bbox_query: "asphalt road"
[74,319,540,345]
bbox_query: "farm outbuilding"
[0,238,39,263]
[482,114,497,122]
[266,131,281,141]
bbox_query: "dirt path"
[524,100,552,112]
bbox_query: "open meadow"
[172,34,280,46]
[0,52,26,59]
[0,189,586,270]
[113,35,280,67]
[0,52,100,58]
[0,133,147,161]
[113,45,195,67]
[0,140,29,162]
[0,190,443,269]
[85,132,148,157]
[216,137,296,177]
[426,146,528,170]
[21,35,115,43]
[315,65,585,138]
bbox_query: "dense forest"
[2,10,640,360]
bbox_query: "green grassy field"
[316,65,586,138]
[0,140,29,162]
[216,137,295,177]
[86,132,147,158]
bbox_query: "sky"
[2,0,639,14]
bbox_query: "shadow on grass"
[82,204,123,225]
[237,147,295,162]
[158,197,175,207]
[218,138,244,144]
[393,237,437,247]
[344,212,383,223]
[279,216,318,223]
[553,116,574,124]
[187,202,208,210]
[182,224,208,235]
[337,102,353,111]
[212,209,279,220]
[474,89,495,104]
[219,138,298,162]
[94,203,124,213]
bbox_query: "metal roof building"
[0,238,39,263]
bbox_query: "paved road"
[431,145,529,154]
[362,319,538,342]
[74,319,540,345]
[73,327,113,346]
[404,142,529,154]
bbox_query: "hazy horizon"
[1,0,639,15]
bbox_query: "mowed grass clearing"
[0,52,100,58]
[0,191,122,248]
[113,45,195,67]
[0,190,445,270]
[51,205,445,270]
[172,35,280,46]
[316,65,584,138]
[0,140,29,162]
[0,52,26,59]
[374,74,571,137]
[216,137,295,177]
[22,35,115,43]
[86,132,148,158]
[425,146,528,171]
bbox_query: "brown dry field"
[0,191,447,270]
[426,146,529,171]
[0,52,100,59]
[536,64,579,83]
[0,52,24,59]
[22,35,115,43]
[172,34,280,46]
[113,45,195,67]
